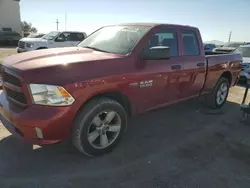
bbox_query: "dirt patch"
[0,48,16,64]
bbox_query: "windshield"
[78,25,150,54]
[234,46,250,57]
[42,31,60,40]
[223,42,246,48]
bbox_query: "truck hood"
[20,37,48,43]
[2,47,123,71]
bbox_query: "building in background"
[0,0,22,36]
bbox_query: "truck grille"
[5,88,27,104]
[2,68,27,105]
[18,41,25,49]
[3,71,22,87]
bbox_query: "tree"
[21,21,38,33]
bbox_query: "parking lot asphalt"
[1,86,250,188]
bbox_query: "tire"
[204,77,230,109]
[72,97,127,156]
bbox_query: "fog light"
[35,127,43,139]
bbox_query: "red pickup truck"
[0,23,242,156]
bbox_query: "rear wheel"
[72,97,127,156]
[204,77,230,109]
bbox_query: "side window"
[62,32,71,41]
[148,29,179,57]
[77,33,85,41]
[67,33,85,41]
[181,30,199,56]
[56,33,67,41]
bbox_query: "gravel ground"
[0,48,16,64]
[1,86,250,188]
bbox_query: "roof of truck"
[114,22,198,29]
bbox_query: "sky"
[20,0,250,43]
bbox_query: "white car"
[234,45,250,81]
[17,31,87,53]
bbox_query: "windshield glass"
[42,31,60,40]
[78,25,150,54]
[234,46,250,57]
[223,42,246,48]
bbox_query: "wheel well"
[83,91,132,116]
[36,47,47,50]
[220,71,232,85]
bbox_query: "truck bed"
[202,53,242,94]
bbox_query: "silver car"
[234,45,250,81]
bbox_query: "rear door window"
[68,33,85,41]
[181,30,200,56]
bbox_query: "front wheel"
[72,97,127,156]
[204,77,230,109]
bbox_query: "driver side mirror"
[142,46,171,60]
[55,37,65,42]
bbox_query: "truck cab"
[17,31,87,53]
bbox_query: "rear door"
[178,29,206,99]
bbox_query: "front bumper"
[0,90,75,145]
[16,47,29,53]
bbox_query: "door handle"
[197,62,205,67]
[171,65,182,70]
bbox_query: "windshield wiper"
[81,46,110,53]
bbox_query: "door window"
[55,33,67,42]
[67,33,85,41]
[147,29,179,57]
[181,30,200,56]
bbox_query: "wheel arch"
[75,90,133,120]
[220,71,232,86]
[36,47,48,50]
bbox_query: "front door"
[133,27,182,111]
[52,32,72,48]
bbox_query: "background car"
[204,43,216,52]
[17,31,87,53]
[234,45,250,82]
[214,42,250,53]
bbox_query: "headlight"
[26,43,34,48]
[29,84,75,106]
